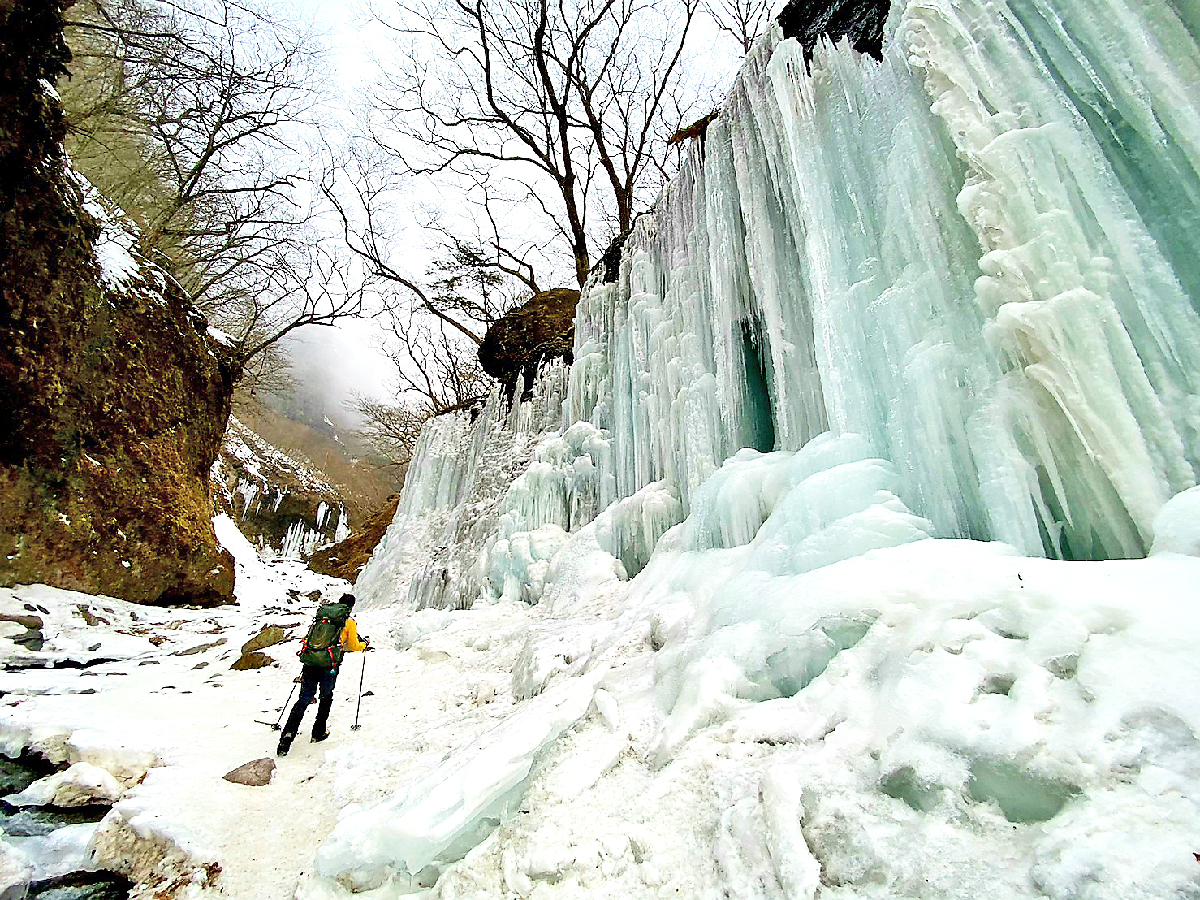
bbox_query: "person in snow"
[277,593,369,756]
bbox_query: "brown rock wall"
[0,0,236,605]
[477,288,580,402]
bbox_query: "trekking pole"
[271,680,299,730]
[351,650,367,731]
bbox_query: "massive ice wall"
[360,0,1200,614]
[568,0,1200,562]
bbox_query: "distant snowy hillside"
[213,417,349,560]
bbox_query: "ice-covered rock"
[356,366,572,611]
[90,779,222,896]
[7,822,101,882]
[562,3,1200,563]
[315,669,604,888]
[212,417,348,560]
[329,0,1200,894]
[0,839,32,900]
[63,732,158,788]
[8,762,123,808]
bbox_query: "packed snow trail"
[0,552,552,898]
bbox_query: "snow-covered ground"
[2,494,1200,899]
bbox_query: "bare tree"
[352,309,491,468]
[351,394,428,468]
[362,0,705,287]
[61,0,366,371]
[703,0,773,55]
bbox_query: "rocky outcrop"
[0,0,237,605]
[213,417,348,559]
[308,494,400,581]
[478,288,580,401]
[776,0,891,62]
[230,650,274,670]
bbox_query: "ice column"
[355,365,572,609]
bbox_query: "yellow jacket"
[339,618,368,652]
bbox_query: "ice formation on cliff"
[336,0,1200,894]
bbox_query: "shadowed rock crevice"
[776,0,892,63]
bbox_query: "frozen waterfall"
[357,0,1200,607]
[329,0,1200,894]
[567,0,1200,562]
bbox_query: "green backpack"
[298,603,350,668]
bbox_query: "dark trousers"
[282,664,339,738]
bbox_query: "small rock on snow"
[223,758,276,787]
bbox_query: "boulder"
[0,0,237,606]
[231,650,274,670]
[8,761,122,808]
[241,625,288,654]
[478,288,580,401]
[222,758,275,787]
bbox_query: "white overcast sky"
[273,0,418,413]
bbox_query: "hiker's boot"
[277,731,296,756]
[311,730,330,743]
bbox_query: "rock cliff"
[776,0,891,62]
[0,0,237,605]
[308,495,400,581]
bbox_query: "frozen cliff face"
[211,417,348,560]
[359,0,1200,613]
[355,366,572,609]
[567,0,1200,562]
[320,1,1200,894]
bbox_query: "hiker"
[277,593,370,756]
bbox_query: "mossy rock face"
[477,288,580,401]
[308,495,399,581]
[231,650,274,670]
[0,0,236,606]
[241,625,288,654]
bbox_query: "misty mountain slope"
[234,397,401,524]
